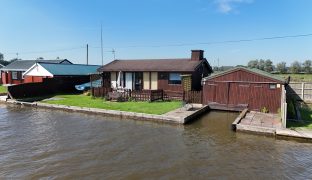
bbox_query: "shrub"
[261,107,269,113]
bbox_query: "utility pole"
[112,48,116,59]
[101,23,104,66]
[86,44,89,65]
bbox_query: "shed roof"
[1,59,72,71]
[97,58,208,72]
[203,67,286,83]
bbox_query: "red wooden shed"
[202,67,286,113]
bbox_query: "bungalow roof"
[97,58,208,72]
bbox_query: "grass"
[276,73,312,82]
[0,85,7,93]
[42,94,182,115]
[287,104,312,129]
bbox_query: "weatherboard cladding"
[1,59,72,71]
[97,59,205,72]
[38,63,100,76]
[202,67,284,113]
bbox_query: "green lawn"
[276,74,312,82]
[0,85,7,93]
[287,104,312,129]
[43,94,182,115]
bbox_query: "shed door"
[125,73,133,90]
[205,83,217,103]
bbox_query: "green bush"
[261,107,269,113]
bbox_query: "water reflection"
[0,105,311,179]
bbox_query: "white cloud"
[215,0,253,14]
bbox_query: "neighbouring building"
[1,59,72,85]
[8,63,100,99]
[202,67,287,113]
[97,50,212,92]
[23,62,99,81]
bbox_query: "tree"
[302,60,312,73]
[258,59,265,71]
[264,59,273,72]
[247,60,258,68]
[0,53,10,66]
[276,62,287,74]
[290,61,301,74]
[10,58,19,62]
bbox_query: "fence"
[91,88,163,102]
[92,87,202,103]
[281,85,287,128]
[91,87,111,98]
[131,90,163,101]
[184,91,202,104]
[163,90,184,101]
[287,82,312,102]
[8,76,90,99]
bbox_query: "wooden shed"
[202,67,286,113]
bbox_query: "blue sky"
[0,0,312,66]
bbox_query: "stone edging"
[1,99,209,124]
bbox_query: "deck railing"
[91,87,202,103]
[91,87,163,102]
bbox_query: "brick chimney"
[191,50,204,61]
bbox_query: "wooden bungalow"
[97,50,212,94]
[202,67,287,113]
[1,59,72,85]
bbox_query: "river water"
[0,104,311,179]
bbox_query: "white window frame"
[12,71,18,80]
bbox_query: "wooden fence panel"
[91,87,111,98]
[287,82,312,102]
[184,91,202,104]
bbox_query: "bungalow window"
[169,73,181,85]
[269,84,276,89]
[12,71,18,80]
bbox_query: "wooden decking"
[208,102,248,111]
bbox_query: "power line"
[2,32,312,56]
[89,33,312,49]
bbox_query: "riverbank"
[0,97,209,124]
[232,110,312,142]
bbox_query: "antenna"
[16,53,19,60]
[101,23,104,66]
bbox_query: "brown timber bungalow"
[202,67,287,113]
[96,50,212,100]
